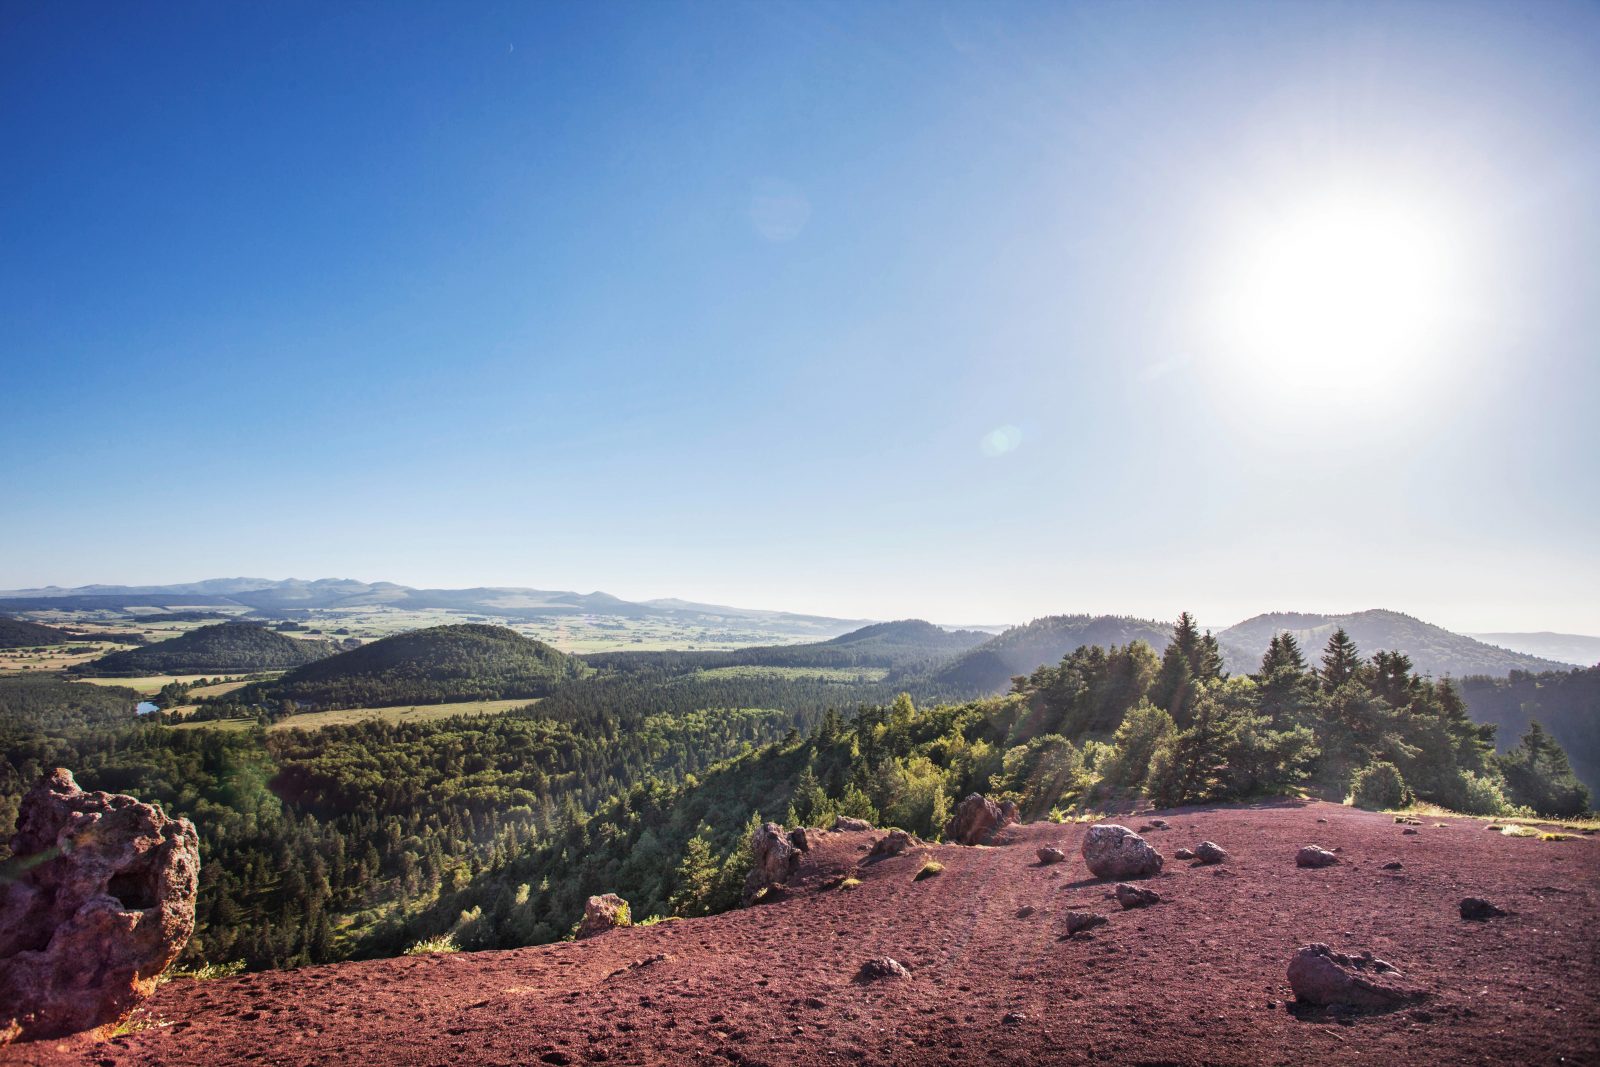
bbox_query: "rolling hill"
[74,621,338,676]
[928,615,1174,695]
[583,619,989,675]
[234,623,583,710]
[1217,610,1571,678]
[1469,631,1600,667]
[0,617,77,648]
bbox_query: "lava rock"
[1460,897,1507,921]
[1402,828,1420,835]
[0,769,199,1042]
[868,829,920,859]
[788,827,813,852]
[1016,905,1037,919]
[743,823,800,902]
[1064,911,1109,937]
[831,816,874,833]
[1286,943,1417,1011]
[856,957,911,982]
[1194,841,1228,865]
[944,794,1016,846]
[576,893,631,939]
[1173,847,1195,860]
[1296,845,1339,869]
[1036,846,1067,866]
[1081,824,1164,880]
[1381,861,1404,870]
[1114,883,1160,909]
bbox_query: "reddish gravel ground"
[7,800,1597,1067]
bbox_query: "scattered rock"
[1394,816,1421,825]
[576,893,631,939]
[0,768,200,1042]
[1381,861,1404,870]
[788,827,813,852]
[868,829,920,859]
[1316,817,1328,824]
[743,823,800,902]
[831,816,874,833]
[1081,824,1164,880]
[1150,818,1168,828]
[856,957,911,982]
[1001,1011,1027,1025]
[1015,905,1036,919]
[1194,841,1228,865]
[1402,828,1419,836]
[944,794,1015,846]
[1036,846,1067,866]
[1173,847,1195,860]
[1286,943,1417,1011]
[1114,883,1160,909]
[1137,824,1157,833]
[1064,911,1108,937]
[1296,846,1338,869]
[1460,897,1507,921]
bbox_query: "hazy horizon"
[5,2,1597,634]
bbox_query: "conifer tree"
[1319,627,1362,691]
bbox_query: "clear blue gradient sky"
[3,2,1597,632]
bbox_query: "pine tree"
[1319,627,1362,691]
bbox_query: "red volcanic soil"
[8,801,1598,1067]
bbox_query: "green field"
[695,665,890,682]
[168,716,258,732]
[264,697,541,732]
[78,674,236,695]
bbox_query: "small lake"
[135,701,159,715]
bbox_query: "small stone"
[1402,828,1419,835]
[1194,841,1228,865]
[856,957,911,982]
[1459,897,1507,921]
[1174,847,1195,860]
[1149,819,1168,828]
[1296,845,1338,869]
[1036,847,1067,866]
[1381,862,1403,870]
[1316,818,1328,824]
[1002,1012,1027,1025]
[1016,905,1036,919]
[1064,911,1108,936]
[1114,883,1160,909]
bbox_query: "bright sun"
[1208,187,1460,400]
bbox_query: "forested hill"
[0,617,77,648]
[582,619,988,674]
[236,624,584,709]
[1218,610,1572,678]
[74,622,338,676]
[927,615,1173,694]
[1458,666,1600,795]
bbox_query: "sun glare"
[1206,186,1462,403]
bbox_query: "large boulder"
[944,794,1016,846]
[0,768,199,1043]
[743,822,800,902]
[1286,943,1418,1011]
[576,893,631,939]
[831,816,874,832]
[1296,845,1339,869]
[868,829,920,859]
[856,957,911,982]
[1081,824,1163,880]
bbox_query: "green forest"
[1,615,1590,976]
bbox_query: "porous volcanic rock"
[831,816,874,832]
[1114,883,1160,909]
[1081,824,1163,880]
[0,768,199,1042]
[1287,943,1417,1011]
[1296,845,1339,869]
[1195,841,1228,865]
[1036,846,1067,865]
[944,794,1015,846]
[788,827,813,852]
[744,823,800,901]
[1064,911,1109,936]
[868,829,920,859]
[856,957,911,982]
[576,894,631,939]
[1460,897,1507,921]
[1173,847,1195,860]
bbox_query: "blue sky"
[3,1,1597,633]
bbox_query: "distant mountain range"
[1468,632,1600,667]
[0,578,869,639]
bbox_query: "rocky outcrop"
[576,894,631,939]
[1286,943,1417,1010]
[0,768,199,1042]
[868,829,920,859]
[1081,824,1163,880]
[831,816,874,832]
[744,822,800,902]
[1036,846,1066,865]
[944,794,1016,846]
[1194,841,1227,865]
[788,827,813,852]
[1114,883,1160,909]
[1296,845,1338,869]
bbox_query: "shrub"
[403,933,459,955]
[913,861,944,881]
[1349,761,1408,810]
[1454,770,1515,816]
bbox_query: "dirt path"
[8,801,1597,1066]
